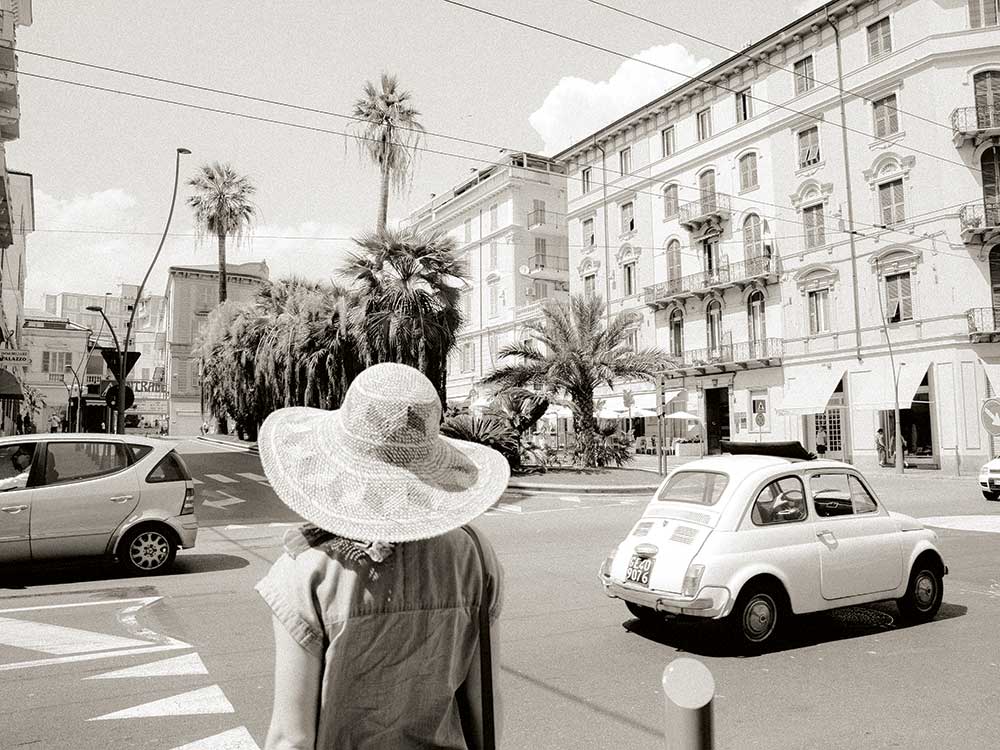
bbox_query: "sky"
[11,0,811,307]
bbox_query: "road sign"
[101,350,140,380]
[0,350,29,365]
[755,412,766,427]
[982,398,1000,436]
[105,384,135,411]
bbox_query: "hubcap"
[743,594,776,642]
[914,572,937,610]
[129,531,169,570]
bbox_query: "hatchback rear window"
[656,471,729,506]
[146,451,190,483]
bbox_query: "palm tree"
[350,74,424,233]
[187,163,257,304]
[340,227,467,406]
[483,295,674,467]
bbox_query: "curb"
[506,480,659,496]
[197,435,259,454]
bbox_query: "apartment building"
[404,152,569,405]
[558,0,1000,471]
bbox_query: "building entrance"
[704,386,730,455]
[879,374,937,469]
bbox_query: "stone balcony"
[958,202,1000,245]
[967,307,1000,343]
[664,338,784,377]
[678,192,731,233]
[951,106,1000,147]
[643,255,778,309]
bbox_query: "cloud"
[529,44,714,155]
[792,0,824,16]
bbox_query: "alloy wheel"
[129,531,171,571]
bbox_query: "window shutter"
[42,351,49,373]
[881,20,892,53]
[874,101,887,137]
[66,353,72,369]
[886,274,900,321]
[887,96,899,134]
[988,0,999,27]
[880,183,892,224]
[814,208,825,245]
[808,293,818,334]
[868,25,880,58]
[972,0,983,28]
[893,180,905,224]
[900,273,913,320]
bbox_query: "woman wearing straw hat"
[255,363,509,749]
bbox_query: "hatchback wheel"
[897,563,943,624]
[625,600,661,624]
[728,582,786,652]
[983,491,999,502]
[120,526,177,574]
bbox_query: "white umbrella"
[665,410,701,421]
[627,407,657,418]
[544,404,573,418]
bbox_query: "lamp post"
[92,147,191,436]
[85,305,121,433]
[63,364,83,433]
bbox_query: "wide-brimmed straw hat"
[258,363,510,543]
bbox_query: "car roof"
[670,454,795,482]
[0,433,173,449]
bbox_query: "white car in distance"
[977,456,1000,500]
[599,452,947,651]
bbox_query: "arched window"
[739,153,758,191]
[663,184,679,218]
[669,308,684,357]
[747,290,766,349]
[665,239,682,290]
[706,299,723,353]
[743,214,763,261]
[699,170,717,214]
[975,70,1000,127]
[983,146,1000,223]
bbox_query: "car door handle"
[109,495,134,503]
[1,505,27,514]
[816,529,836,543]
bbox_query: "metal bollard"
[662,657,715,750]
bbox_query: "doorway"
[811,380,847,461]
[879,374,937,469]
[704,386,731,455]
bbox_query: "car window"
[40,442,130,486]
[657,471,728,506]
[848,475,878,514]
[810,473,855,518]
[146,451,189,483]
[128,444,154,463]
[751,476,807,525]
[0,442,36,492]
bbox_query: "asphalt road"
[1,439,999,748]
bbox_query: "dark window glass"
[0,442,37,492]
[752,476,808,525]
[656,471,728,506]
[146,451,190,483]
[41,442,130,486]
[810,473,854,517]
[128,444,154,463]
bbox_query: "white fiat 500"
[599,451,947,650]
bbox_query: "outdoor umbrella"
[665,410,701,420]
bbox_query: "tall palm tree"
[350,74,424,233]
[187,163,257,304]
[484,295,674,466]
[341,227,467,406]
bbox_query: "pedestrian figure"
[48,414,60,433]
[815,426,828,457]
[875,427,888,466]
[256,363,509,749]
[200,420,209,436]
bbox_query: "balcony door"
[748,290,766,355]
[702,238,721,282]
[982,147,1000,226]
[699,170,716,215]
[706,300,723,356]
[975,71,1000,129]
[990,248,1000,330]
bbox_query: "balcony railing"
[668,338,784,373]
[47,373,65,383]
[528,254,569,273]
[84,374,103,385]
[952,105,1000,144]
[959,201,1000,244]
[678,192,732,231]
[968,307,1000,341]
[643,255,778,308]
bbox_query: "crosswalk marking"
[89,685,235,721]
[560,495,582,503]
[236,472,268,483]
[86,653,208,680]
[0,616,153,656]
[192,479,204,486]
[205,474,237,484]
[170,726,261,750]
[202,491,245,510]
[495,502,522,514]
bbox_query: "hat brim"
[258,406,511,543]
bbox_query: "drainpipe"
[594,138,612,322]
[829,10,864,364]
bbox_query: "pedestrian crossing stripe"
[170,726,261,750]
[85,653,208,680]
[88,685,234,721]
[0,616,153,656]
[205,474,237,484]
[236,472,268,483]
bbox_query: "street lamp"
[63,364,83,433]
[85,304,120,433]
[91,147,191,435]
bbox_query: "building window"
[885,271,913,323]
[669,308,684,356]
[463,218,472,243]
[706,300,723,352]
[798,126,821,168]
[970,0,1000,28]
[532,280,550,300]
[666,240,682,285]
[623,262,637,297]
[584,274,596,299]
[489,241,498,270]
[702,237,721,276]
[583,218,595,248]
[663,184,679,218]
[743,214,763,259]
[531,199,547,226]
[736,88,753,123]
[461,290,473,320]
[620,202,635,234]
[808,288,831,334]
[747,290,766,344]
[534,237,547,267]
[489,203,498,230]
[697,108,713,141]
[739,153,758,191]
[879,179,905,226]
[488,284,499,317]
[582,167,592,193]
[461,342,476,372]
[803,204,825,248]
[794,56,815,96]
[661,126,675,157]
[867,17,892,61]
[619,147,631,176]
[41,351,73,374]
[625,329,639,353]
[873,94,900,138]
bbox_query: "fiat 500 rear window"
[656,471,729,506]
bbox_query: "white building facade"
[558,0,1000,472]
[405,152,569,406]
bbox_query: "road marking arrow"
[202,491,245,510]
[988,406,1000,428]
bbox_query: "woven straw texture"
[259,363,510,542]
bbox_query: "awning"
[848,357,931,411]
[0,369,22,401]
[982,360,1000,397]
[777,364,846,415]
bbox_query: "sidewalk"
[197,434,259,453]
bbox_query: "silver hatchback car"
[0,434,197,574]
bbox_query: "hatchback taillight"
[181,486,195,515]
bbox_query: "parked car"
[599,449,947,651]
[0,434,197,573]
[978,456,1000,500]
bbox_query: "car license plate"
[625,554,655,587]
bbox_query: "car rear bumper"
[167,515,198,549]
[601,576,730,618]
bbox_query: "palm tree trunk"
[377,162,390,233]
[217,231,228,303]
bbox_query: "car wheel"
[983,491,999,502]
[896,562,943,624]
[119,526,177,575]
[728,582,786,652]
[625,600,661,623]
